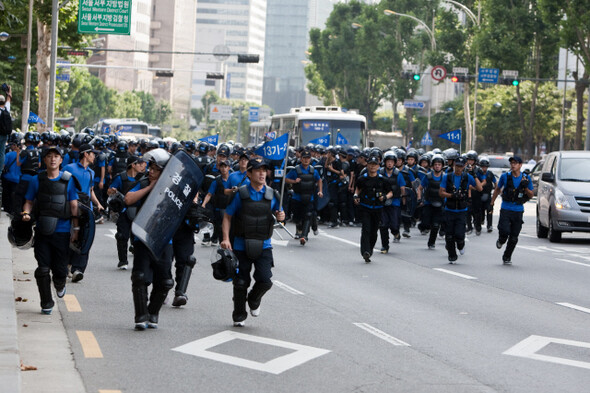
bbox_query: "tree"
[539,0,590,149]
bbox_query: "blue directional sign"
[421,131,433,146]
[248,107,259,122]
[438,129,461,145]
[478,68,499,84]
[403,100,425,109]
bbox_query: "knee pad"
[233,278,249,290]
[257,281,273,291]
[186,255,197,268]
[131,271,145,286]
[162,278,175,291]
[305,211,313,218]
[34,267,51,279]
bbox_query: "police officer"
[354,155,394,263]
[2,132,22,215]
[490,156,533,265]
[439,156,482,263]
[201,158,233,246]
[478,157,496,232]
[420,155,446,249]
[379,151,405,253]
[124,148,174,330]
[22,146,79,314]
[108,156,147,269]
[63,143,105,282]
[221,156,285,327]
[200,144,229,245]
[285,149,323,245]
[108,140,130,179]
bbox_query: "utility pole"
[21,0,34,133]
[47,0,59,130]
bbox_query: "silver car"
[536,151,590,242]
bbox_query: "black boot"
[35,267,54,313]
[173,257,196,307]
[232,280,249,325]
[147,279,174,328]
[247,282,273,317]
[131,272,149,329]
[503,237,518,264]
[428,225,439,248]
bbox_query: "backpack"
[0,107,12,136]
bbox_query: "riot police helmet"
[466,150,478,161]
[91,136,106,150]
[144,148,171,170]
[210,247,239,282]
[116,140,129,153]
[217,144,231,157]
[24,131,40,144]
[395,148,407,162]
[418,155,430,166]
[383,150,397,162]
[443,148,460,161]
[417,148,426,156]
[157,139,169,151]
[7,218,34,250]
[197,141,209,154]
[170,141,182,154]
[9,131,23,145]
[147,139,159,150]
[478,157,490,167]
[109,134,119,145]
[406,149,419,161]
[431,154,446,166]
[73,133,92,148]
[432,148,442,154]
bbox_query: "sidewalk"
[1,214,86,393]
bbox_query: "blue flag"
[309,134,330,147]
[28,111,45,125]
[199,134,219,146]
[438,129,461,145]
[336,132,349,145]
[255,133,289,160]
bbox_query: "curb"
[0,214,21,392]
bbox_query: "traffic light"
[450,74,469,83]
[237,54,259,63]
[401,71,421,81]
[206,73,224,80]
[500,77,520,86]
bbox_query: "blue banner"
[438,129,461,145]
[309,134,330,147]
[199,134,219,146]
[255,133,289,160]
[28,111,45,124]
[336,132,349,145]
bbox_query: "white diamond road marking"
[433,268,477,280]
[354,323,410,346]
[273,280,305,295]
[172,330,330,374]
[504,335,590,370]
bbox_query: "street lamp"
[383,10,436,51]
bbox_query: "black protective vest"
[212,176,231,209]
[120,172,148,195]
[234,186,275,240]
[293,165,315,199]
[380,168,401,198]
[482,171,495,194]
[502,173,530,204]
[359,174,386,208]
[36,171,72,219]
[425,172,444,206]
[20,148,40,175]
[111,152,129,177]
[445,172,469,210]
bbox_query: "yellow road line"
[63,294,82,312]
[76,330,103,358]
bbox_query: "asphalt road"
[18,201,590,392]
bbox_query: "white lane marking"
[354,323,410,347]
[433,268,477,280]
[557,302,590,314]
[504,335,590,370]
[172,330,330,375]
[272,240,289,247]
[273,280,305,295]
[105,229,117,240]
[319,231,359,247]
[557,258,590,268]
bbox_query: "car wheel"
[536,209,548,238]
[548,212,562,243]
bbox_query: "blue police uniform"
[379,169,405,252]
[440,172,476,261]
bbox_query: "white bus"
[94,118,161,139]
[267,106,367,147]
[248,120,272,145]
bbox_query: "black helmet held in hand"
[211,248,239,282]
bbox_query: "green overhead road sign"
[78,0,132,35]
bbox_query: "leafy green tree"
[154,101,172,125]
[134,91,156,124]
[539,0,590,149]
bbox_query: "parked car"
[529,159,545,196]
[536,151,590,242]
[482,155,511,180]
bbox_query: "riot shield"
[70,202,95,254]
[132,150,204,259]
[401,188,417,218]
[316,178,330,211]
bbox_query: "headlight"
[554,188,571,210]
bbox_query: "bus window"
[332,120,363,147]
